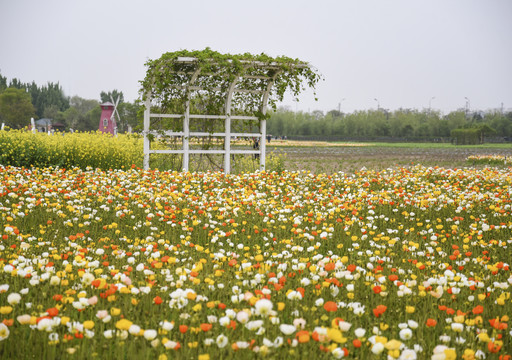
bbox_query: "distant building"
[34,118,64,133]
[99,102,117,135]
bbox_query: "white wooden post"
[224,74,242,174]
[259,70,281,171]
[143,98,151,170]
[184,68,201,172]
[224,116,231,173]
[260,119,266,170]
[183,105,190,172]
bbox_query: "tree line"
[0,72,141,132]
[267,108,512,142]
[1,71,511,142]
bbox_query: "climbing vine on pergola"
[140,48,321,173]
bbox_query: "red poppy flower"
[426,318,437,327]
[324,301,338,312]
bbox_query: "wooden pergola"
[142,56,309,173]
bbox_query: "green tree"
[119,101,143,132]
[486,111,511,138]
[72,106,101,132]
[43,104,60,120]
[0,88,36,128]
[444,111,467,132]
[65,96,100,131]
[34,82,69,118]
[477,124,496,143]
[0,72,7,92]
[100,90,124,104]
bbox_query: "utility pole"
[338,98,345,114]
[429,96,435,115]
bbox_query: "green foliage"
[0,71,69,119]
[451,124,496,145]
[0,73,7,91]
[64,96,100,131]
[0,88,36,128]
[120,100,143,132]
[267,108,512,142]
[26,81,69,118]
[140,48,322,118]
[450,128,481,145]
[466,154,508,165]
[230,151,286,174]
[100,89,124,104]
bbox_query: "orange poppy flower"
[179,325,188,333]
[273,283,283,291]
[296,287,305,298]
[47,308,59,317]
[228,320,237,330]
[488,341,501,353]
[372,305,387,318]
[472,305,484,315]
[296,330,310,343]
[324,263,335,271]
[153,296,163,305]
[200,323,212,332]
[324,301,338,312]
[426,318,437,327]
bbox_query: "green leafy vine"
[140,48,322,117]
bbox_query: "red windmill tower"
[99,96,120,135]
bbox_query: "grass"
[267,140,512,150]
[266,141,512,174]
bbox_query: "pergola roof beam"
[168,85,265,94]
[172,71,272,80]
[174,56,308,69]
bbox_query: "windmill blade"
[113,107,121,123]
[109,95,121,123]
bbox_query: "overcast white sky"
[1,0,511,114]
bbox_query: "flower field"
[0,165,511,359]
[0,130,142,170]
